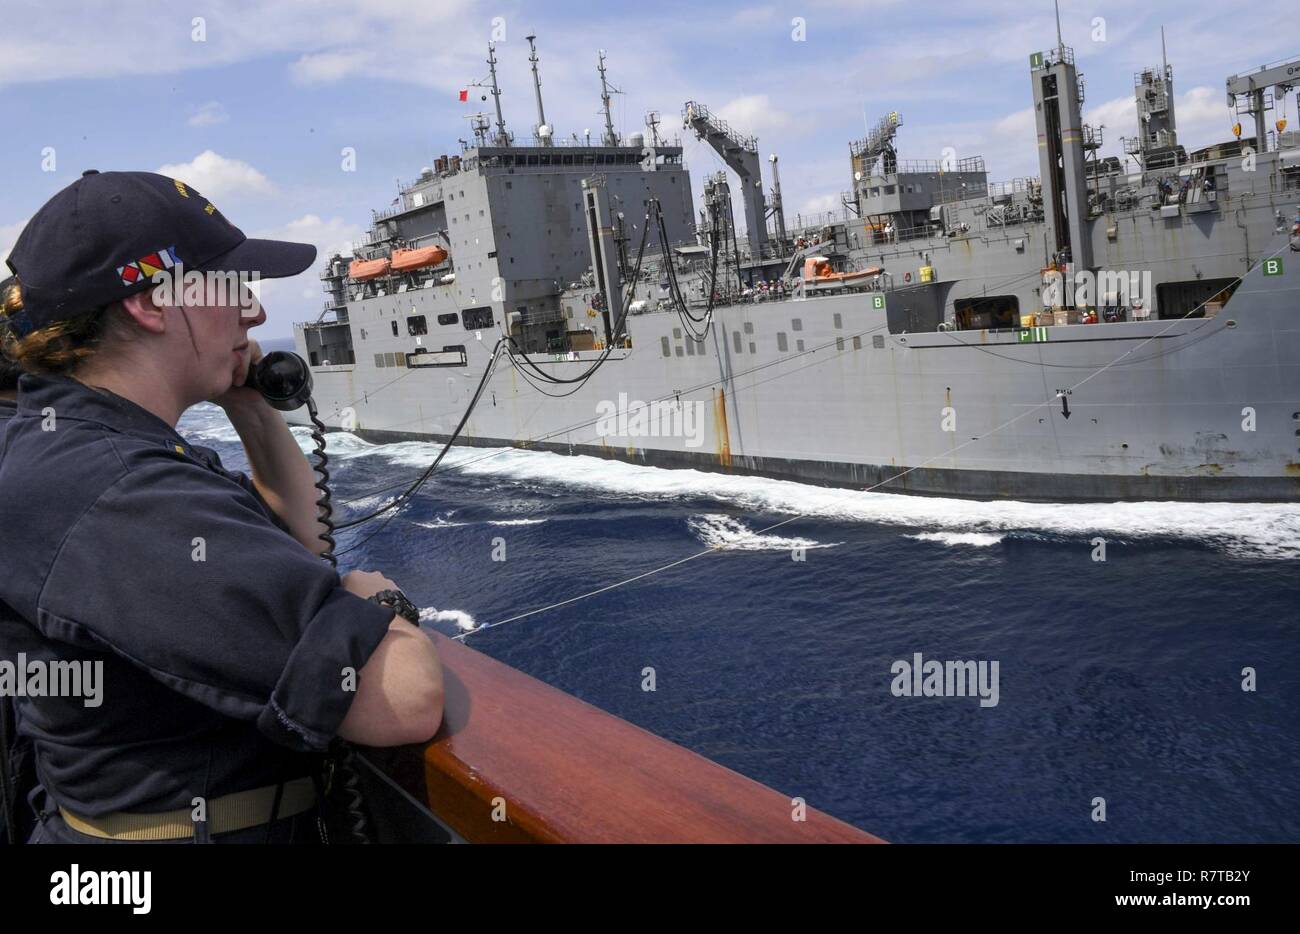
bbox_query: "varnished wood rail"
[365,632,883,843]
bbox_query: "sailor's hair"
[0,278,20,390]
[0,276,121,377]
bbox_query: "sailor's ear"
[118,291,166,335]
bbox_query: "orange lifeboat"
[349,257,391,280]
[802,257,883,287]
[391,245,449,272]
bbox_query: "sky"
[1,0,1294,340]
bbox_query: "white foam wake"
[419,607,477,631]
[906,531,1007,548]
[182,414,1300,561]
[688,514,834,552]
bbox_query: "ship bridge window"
[1154,278,1238,320]
[408,314,428,336]
[777,332,789,352]
[954,295,1019,330]
[437,313,458,326]
[390,320,399,336]
[462,306,494,330]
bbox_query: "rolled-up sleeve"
[36,452,396,752]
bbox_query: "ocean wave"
[377,444,1300,560]
[182,416,1300,560]
[687,514,833,552]
[410,514,469,529]
[419,607,477,631]
[906,531,1007,548]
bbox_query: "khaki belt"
[59,777,318,841]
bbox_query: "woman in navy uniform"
[0,171,443,843]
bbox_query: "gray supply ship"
[288,31,1300,502]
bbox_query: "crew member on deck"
[0,171,443,844]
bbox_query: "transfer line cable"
[503,202,655,390]
[331,338,505,540]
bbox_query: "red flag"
[459,89,468,102]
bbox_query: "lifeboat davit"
[349,258,391,280]
[391,245,449,272]
[802,257,883,287]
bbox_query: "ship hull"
[289,235,1300,503]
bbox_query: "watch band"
[369,588,421,624]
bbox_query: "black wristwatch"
[369,588,421,624]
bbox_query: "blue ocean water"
[180,404,1300,843]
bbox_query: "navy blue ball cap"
[4,170,316,332]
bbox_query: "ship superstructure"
[290,34,1300,501]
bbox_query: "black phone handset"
[246,351,336,565]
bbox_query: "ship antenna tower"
[486,43,511,146]
[525,34,553,146]
[598,50,621,146]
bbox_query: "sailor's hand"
[212,338,265,411]
[342,570,401,601]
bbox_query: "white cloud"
[154,151,273,201]
[797,191,842,217]
[188,101,228,127]
[1084,95,1137,139]
[716,95,794,142]
[288,50,373,86]
[255,213,367,262]
[1174,85,1235,149]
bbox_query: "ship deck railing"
[360,631,881,844]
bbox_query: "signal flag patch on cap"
[117,245,181,286]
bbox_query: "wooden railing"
[363,632,883,844]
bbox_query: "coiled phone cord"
[305,399,371,844]
[306,397,340,566]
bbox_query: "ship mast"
[646,111,662,147]
[598,50,621,146]
[487,43,511,146]
[768,153,788,244]
[525,34,552,146]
